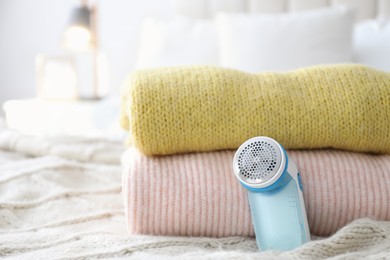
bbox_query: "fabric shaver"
[233,136,310,251]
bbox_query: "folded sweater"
[120,64,390,156]
[122,148,390,237]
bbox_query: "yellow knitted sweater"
[120,64,390,156]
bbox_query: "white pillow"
[136,16,218,69]
[216,7,355,72]
[353,20,390,72]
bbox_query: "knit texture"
[120,64,390,156]
[1,121,390,259]
[122,148,390,237]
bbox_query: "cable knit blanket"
[120,64,390,156]
[1,123,390,259]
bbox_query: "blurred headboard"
[172,0,390,21]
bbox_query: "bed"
[1,0,390,259]
[1,119,390,259]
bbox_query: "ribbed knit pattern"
[120,64,390,156]
[122,148,390,237]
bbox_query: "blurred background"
[0,0,389,138]
[0,0,174,106]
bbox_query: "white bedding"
[0,122,390,259]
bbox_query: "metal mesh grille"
[237,140,282,184]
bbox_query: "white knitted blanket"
[0,123,389,259]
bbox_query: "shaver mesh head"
[236,138,283,184]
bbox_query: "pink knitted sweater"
[122,149,390,237]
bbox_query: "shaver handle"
[247,172,310,251]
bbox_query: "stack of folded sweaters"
[120,64,390,238]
